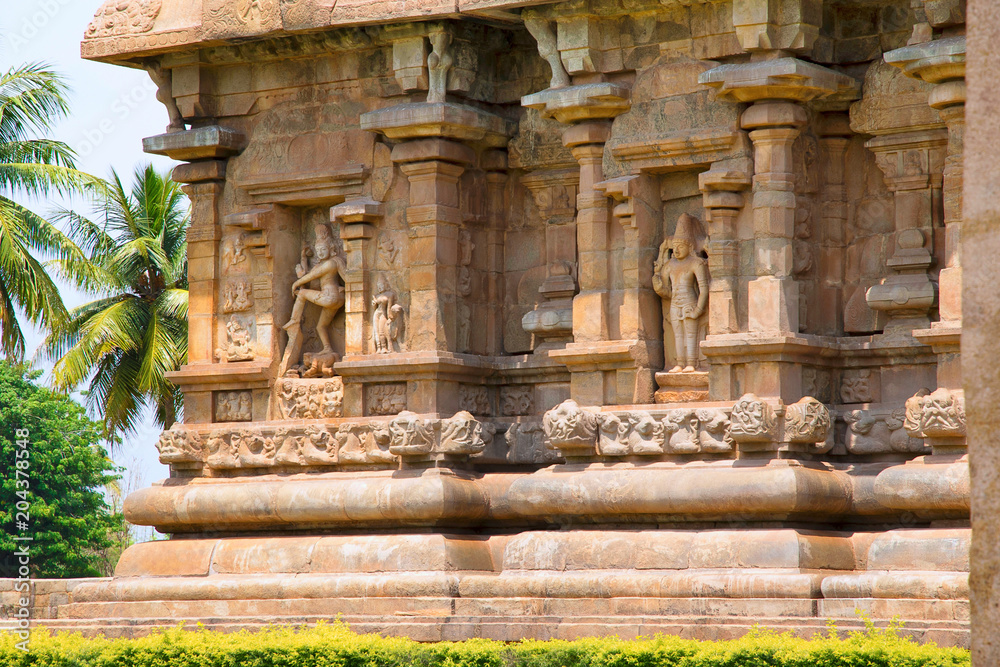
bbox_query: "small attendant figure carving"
[280,224,346,376]
[372,275,405,354]
[653,214,709,373]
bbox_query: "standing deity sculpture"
[279,224,346,377]
[653,213,709,373]
[372,274,405,354]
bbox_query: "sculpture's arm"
[651,241,670,298]
[292,262,330,290]
[694,260,709,318]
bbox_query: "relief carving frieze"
[223,279,254,313]
[215,390,253,422]
[86,0,161,38]
[276,378,344,420]
[594,409,734,457]
[844,408,927,454]
[500,386,534,417]
[216,316,256,363]
[903,388,966,450]
[459,385,491,416]
[367,383,407,416]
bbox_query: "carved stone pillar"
[884,34,966,401]
[596,174,663,402]
[699,56,857,402]
[597,174,661,346]
[522,82,629,345]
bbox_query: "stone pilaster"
[885,35,967,398]
[864,130,945,334]
[886,35,966,328]
[331,198,383,357]
[742,101,808,334]
[565,121,612,342]
[699,56,857,402]
[816,113,852,335]
[483,150,508,357]
[521,82,637,404]
[393,140,470,353]
[699,159,753,336]
[146,126,250,424]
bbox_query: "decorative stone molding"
[554,405,734,458]
[903,388,966,452]
[86,0,161,39]
[783,397,832,445]
[729,394,831,452]
[844,408,927,454]
[542,399,599,457]
[699,58,859,104]
[663,408,734,455]
[388,411,437,458]
[440,411,496,456]
[155,428,203,463]
[729,393,779,444]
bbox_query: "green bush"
[0,621,969,667]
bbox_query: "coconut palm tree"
[0,62,97,359]
[40,165,189,439]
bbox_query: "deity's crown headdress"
[671,213,700,246]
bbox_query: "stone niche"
[67,0,970,647]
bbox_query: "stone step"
[17,613,969,647]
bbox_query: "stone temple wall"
[55,0,974,646]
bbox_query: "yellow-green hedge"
[0,621,969,667]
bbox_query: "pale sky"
[2,0,179,501]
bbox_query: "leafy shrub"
[0,620,969,667]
